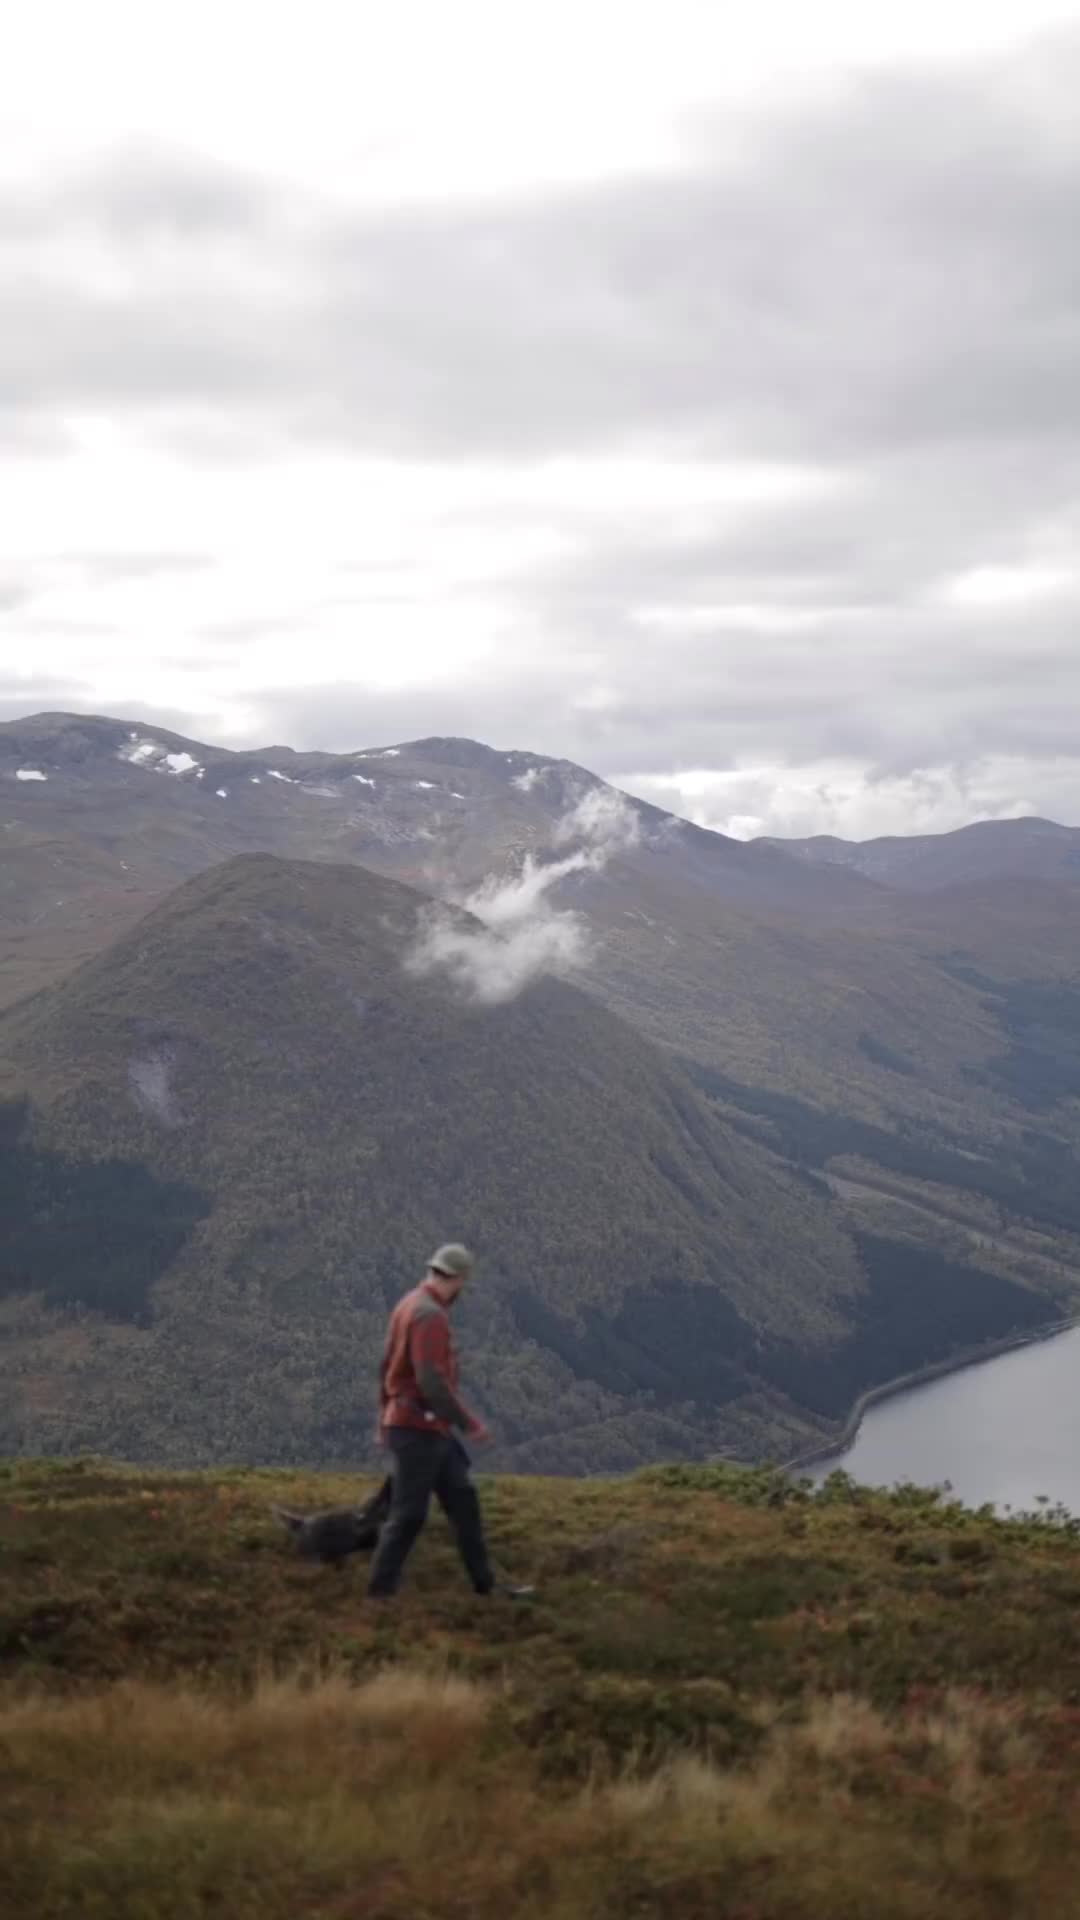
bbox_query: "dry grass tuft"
[0,1663,491,1774]
[3,1667,1080,1919]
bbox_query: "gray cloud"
[225,629,974,778]
[0,553,213,644]
[0,676,95,720]
[65,147,273,239]
[236,574,1080,785]
[5,33,1080,838]
[2,40,1080,463]
[534,443,1080,611]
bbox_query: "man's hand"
[466,1417,492,1445]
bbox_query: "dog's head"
[272,1506,306,1537]
[271,1502,383,1565]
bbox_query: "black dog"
[273,1477,392,1569]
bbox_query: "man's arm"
[410,1314,477,1433]
[373,1331,393,1444]
[377,1329,392,1418]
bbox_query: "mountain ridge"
[759,814,1080,890]
[0,708,879,1010]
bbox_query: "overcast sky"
[4,0,1080,840]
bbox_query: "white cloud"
[937,565,1076,609]
[406,897,589,1006]
[551,785,642,854]
[623,755,1080,842]
[463,852,595,931]
[405,783,642,1002]
[8,1,1075,204]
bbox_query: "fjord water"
[808,1323,1080,1512]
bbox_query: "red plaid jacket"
[378,1279,475,1436]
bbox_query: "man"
[367,1242,496,1600]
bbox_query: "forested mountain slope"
[4,713,1080,1471]
[0,854,1057,1470]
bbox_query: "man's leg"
[434,1440,494,1594]
[367,1432,443,1597]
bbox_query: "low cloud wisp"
[406,785,640,1004]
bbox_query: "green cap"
[429,1243,474,1280]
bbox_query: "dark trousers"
[367,1428,493,1597]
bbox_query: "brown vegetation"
[6,1458,1080,1914]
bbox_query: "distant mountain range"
[2,710,1079,1471]
[0,710,873,1008]
[759,816,1080,891]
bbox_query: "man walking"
[367,1243,496,1600]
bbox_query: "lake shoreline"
[781,1314,1078,1479]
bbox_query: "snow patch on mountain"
[118,738,202,778]
[15,768,47,782]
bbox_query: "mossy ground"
[5,1457,1080,1915]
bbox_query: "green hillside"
[0,853,1062,1472]
[5,1457,1080,1917]
[577,857,1080,1302]
[0,854,868,1470]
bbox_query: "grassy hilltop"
[6,1460,1080,1916]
